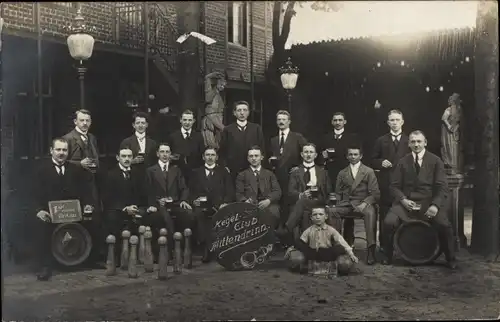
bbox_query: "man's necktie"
[238,125,246,132]
[335,134,341,140]
[254,170,263,199]
[184,131,190,139]
[279,132,285,154]
[392,135,400,148]
[162,164,168,179]
[123,170,130,180]
[304,165,314,184]
[54,164,64,176]
[205,167,214,179]
[414,157,420,175]
[82,134,88,144]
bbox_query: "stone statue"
[202,71,226,149]
[441,93,463,173]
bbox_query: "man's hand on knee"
[36,210,51,222]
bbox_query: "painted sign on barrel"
[211,202,275,270]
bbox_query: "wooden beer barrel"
[394,220,442,265]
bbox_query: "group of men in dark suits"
[33,103,457,280]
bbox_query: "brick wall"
[1,1,273,83]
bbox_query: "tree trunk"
[177,2,201,113]
[470,0,499,261]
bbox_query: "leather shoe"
[36,267,52,281]
[202,248,212,263]
[444,260,458,270]
[366,246,376,265]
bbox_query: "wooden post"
[470,0,499,261]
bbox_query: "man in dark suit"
[235,146,282,230]
[382,130,456,269]
[220,101,266,182]
[284,143,340,234]
[318,112,360,189]
[332,146,380,265]
[119,111,158,171]
[34,138,94,280]
[189,147,235,263]
[102,147,147,265]
[62,109,100,209]
[268,110,307,225]
[371,109,410,252]
[145,143,195,259]
[168,109,205,185]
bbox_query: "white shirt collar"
[334,128,345,135]
[75,127,88,136]
[413,149,426,160]
[350,161,361,170]
[237,120,248,127]
[119,163,131,172]
[250,165,262,172]
[135,131,146,140]
[52,158,64,166]
[205,163,216,169]
[280,128,290,136]
[303,161,315,168]
[390,130,402,137]
[181,127,192,135]
[158,160,169,169]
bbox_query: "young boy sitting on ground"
[285,207,358,276]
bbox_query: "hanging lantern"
[66,8,95,61]
[279,57,299,91]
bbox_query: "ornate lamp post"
[279,57,299,112]
[66,6,95,110]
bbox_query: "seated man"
[285,143,341,235]
[382,130,456,269]
[102,147,147,265]
[286,207,358,276]
[332,145,380,265]
[145,143,195,260]
[235,145,282,231]
[190,147,235,263]
[34,138,94,280]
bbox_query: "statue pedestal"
[446,171,466,252]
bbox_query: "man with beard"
[382,131,456,269]
[235,146,282,231]
[189,147,234,263]
[219,101,266,182]
[33,138,94,280]
[120,111,158,171]
[371,109,409,254]
[268,110,307,225]
[102,148,147,266]
[168,110,205,185]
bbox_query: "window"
[52,2,77,9]
[228,1,248,47]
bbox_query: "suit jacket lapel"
[72,129,86,152]
[249,169,258,195]
[351,164,366,191]
[130,135,140,154]
[314,165,323,189]
[153,164,167,192]
[166,165,176,191]
[418,153,430,181]
[282,132,295,158]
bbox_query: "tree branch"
[277,1,296,49]
[272,2,283,50]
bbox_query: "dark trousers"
[154,206,195,259]
[286,198,341,233]
[331,205,377,248]
[105,209,144,263]
[383,204,455,261]
[193,207,216,245]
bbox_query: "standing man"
[33,138,94,280]
[268,110,307,224]
[120,111,158,170]
[219,101,266,181]
[318,112,360,188]
[189,147,235,263]
[168,110,205,185]
[371,109,409,253]
[145,143,195,260]
[332,146,380,265]
[382,131,456,269]
[235,146,282,231]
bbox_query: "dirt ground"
[3,248,500,321]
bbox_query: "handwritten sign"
[210,202,275,271]
[48,200,82,224]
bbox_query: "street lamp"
[66,6,95,110]
[279,57,299,112]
